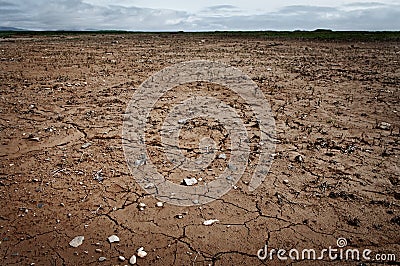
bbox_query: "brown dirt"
[0,34,399,265]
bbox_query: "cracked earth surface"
[0,34,399,265]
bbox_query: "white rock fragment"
[144,183,155,189]
[137,247,147,258]
[69,236,84,247]
[108,235,120,243]
[178,119,187,124]
[119,256,126,261]
[98,257,106,262]
[283,179,289,184]
[378,122,391,130]
[156,202,164,207]
[182,177,197,186]
[129,254,137,264]
[218,153,227,159]
[138,202,146,211]
[203,219,219,226]
[81,142,91,149]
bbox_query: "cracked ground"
[0,33,399,265]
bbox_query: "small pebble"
[108,235,120,243]
[378,122,391,130]
[218,153,227,159]
[182,177,197,186]
[69,236,84,248]
[203,219,219,226]
[98,257,106,262]
[119,256,126,261]
[81,142,92,149]
[295,155,304,163]
[129,254,137,264]
[137,247,147,258]
[156,202,164,207]
[283,179,289,184]
[95,249,102,253]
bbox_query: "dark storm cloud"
[0,0,399,31]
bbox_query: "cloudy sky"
[1,0,399,31]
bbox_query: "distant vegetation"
[1,30,400,41]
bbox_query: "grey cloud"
[344,2,386,7]
[278,5,338,14]
[204,5,239,11]
[187,2,400,31]
[0,0,190,30]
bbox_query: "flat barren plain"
[0,33,399,265]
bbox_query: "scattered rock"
[144,183,155,189]
[81,142,91,149]
[119,256,126,261]
[95,248,102,253]
[182,177,197,186]
[178,119,187,124]
[27,134,40,142]
[138,202,146,211]
[156,202,164,207]
[69,236,84,247]
[108,235,120,243]
[390,216,400,226]
[218,153,227,159]
[294,154,304,163]
[135,159,146,166]
[129,255,137,264]
[137,247,147,258]
[93,169,104,182]
[378,122,391,130]
[98,257,106,262]
[203,219,219,226]
[347,217,361,227]
[329,191,356,200]
[283,179,289,185]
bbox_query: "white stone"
[156,202,164,207]
[98,257,106,262]
[69,236,84,247]
[108,235,120,243]
[81,142,91,149]
[378,122,391,130]
[183,177,197,186]
[129,255,137,264]
[137,247,147,258]
[119,256,126,261]
[203,219,219,226]
[218,153,227,159]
